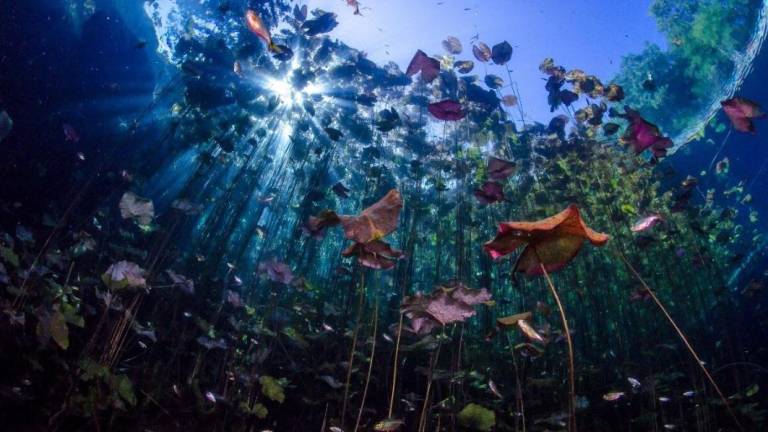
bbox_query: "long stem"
[539,262,576,432]
[342,271,365,427]
[354,301,378,432]
[418,344,442,432]
[617,252,743,432]
[387,312,405,418]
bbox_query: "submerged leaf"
[102,261,147,290]
[119,192,154,225]
[442,36,462,54]
[339,189,403,244]
[259,376,285,403]
[483,204,609,276]
[474,181,504,205]
[487,156,516,181]
[721,97,765,133]
[472,42,492,63]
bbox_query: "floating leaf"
[428,100,465,121]
[472,42,492,62]
[721,97,765,133]
[491,41,512,65]
[406,50,440,83]
[442,36,462,54]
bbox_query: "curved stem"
[539,262,576,432]
[617,252,743,432]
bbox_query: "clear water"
[1,1,767,431]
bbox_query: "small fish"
[517,319,546,344]
[682,390,695,397]
[488,379,503,398]
[373,418,405,431]
[329,427,343,432]
[205,391,217,403]
[663,425,677,430]
[627,377,641,389]
[76,152,86,161]
[658,396,671,403]
[603,391,625,401]
[322,322,334,332]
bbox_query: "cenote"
[2,1,768,431]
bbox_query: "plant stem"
[341,271,365,427]
[354,300,378,432]
[387,312,405,418]
[539,262,576,432]
[617,252,743,432]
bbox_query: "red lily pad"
[304,209,342,239]
[406,50,440,83]
[339,189,403,244]
[472,42,492,62]
[342,239,404,270]
[487,156,516,181]
[428,100,465,121]
[483,204,609,276]
[474,181,504,205]
[401,282,492,330]
[622,107,672,158]
[721,97,765,133]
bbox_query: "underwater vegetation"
[1,0,768,431]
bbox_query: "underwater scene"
[3,0,768,431]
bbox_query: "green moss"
[457,403,496,431]
[259,375,285,403]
